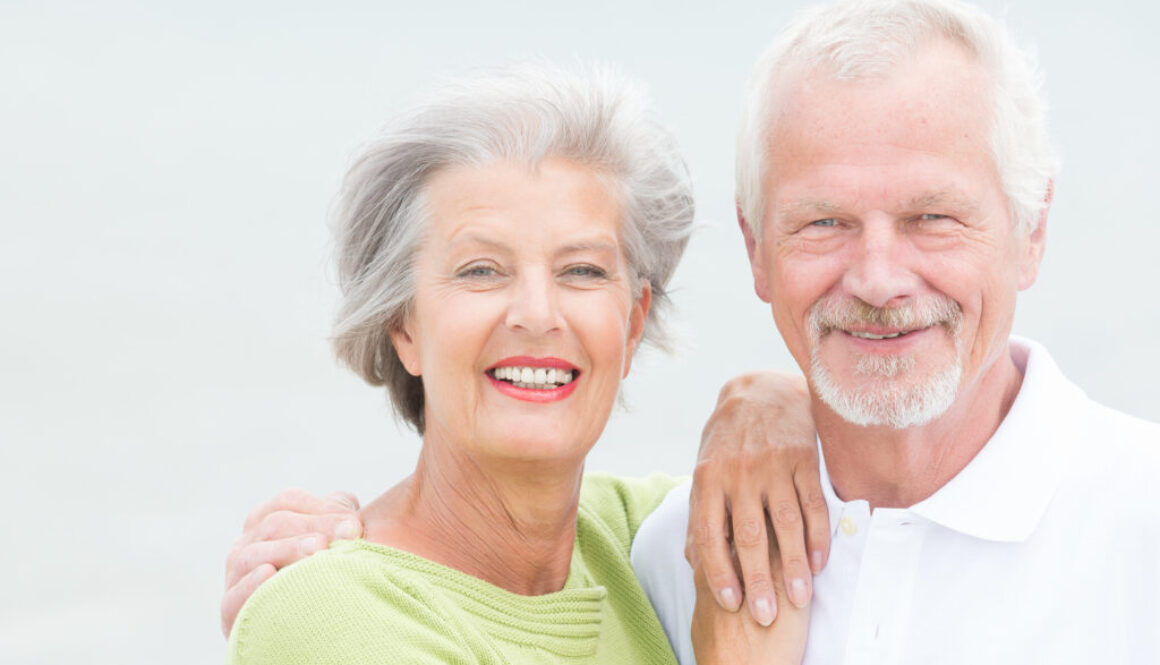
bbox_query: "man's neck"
[817,347,1025,509]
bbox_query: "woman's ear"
[622,282,652,378]
[389,318,422,377]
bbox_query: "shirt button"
[840,516,858,536]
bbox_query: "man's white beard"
[810,350,961,429]
[806,295,964,429]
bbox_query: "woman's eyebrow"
[558,239,619,256]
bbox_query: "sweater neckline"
[333,538,606,657]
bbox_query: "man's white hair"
[735,0,1057,240]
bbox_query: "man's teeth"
[849,330,906,340]
[493,366,575,389]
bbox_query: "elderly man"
[632,0,1160,663]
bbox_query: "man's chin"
[810,359,963,429]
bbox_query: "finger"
[221,562,276,638]
[767,479,813,610]
[731,489,777,626]
[324,490,360,511]
[689,467,743,612]
[795,461,831,575]
[237,509,363,548]
[226,533,329,588]
[243,487,359,530]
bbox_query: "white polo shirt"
[632,338,1160,664]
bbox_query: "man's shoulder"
[1054,398,1160,529]
[1019,338,1160,475]
[1073,397,1160,471]
[628,481,697,665]
[1085,399,1160,447]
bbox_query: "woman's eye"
[457,264,498,278]
[563,264,607,279]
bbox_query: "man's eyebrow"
[777,199,842,219]
[775,192,981,219]
[905,190,980,213]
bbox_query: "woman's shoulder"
[578,473,686,548]
[226,541,479,665]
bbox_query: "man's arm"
[687,370,828,624]
[221,489,364,636]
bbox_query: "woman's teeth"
[492,366,575,389]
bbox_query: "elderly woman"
[226,63,819,664]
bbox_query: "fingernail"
[789,578,810,608]
[719,586,739,611]
[810,550,824,574]
[298,535,324,556]
[334,520,361,540]
[753,597,775,626]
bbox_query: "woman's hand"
[685,370,828,626]
[691,521,809,665]
[221,489,364,637]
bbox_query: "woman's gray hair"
[736,0,1057,240]
[330,62,695,433]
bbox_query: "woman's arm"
[686,370,828,626]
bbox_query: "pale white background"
[2,1,1158,663]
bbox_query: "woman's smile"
[390,157,649,461]
[486,356,581,402]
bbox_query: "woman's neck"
[361,436,586,596]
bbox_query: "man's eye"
[918,213,950,222]
[810,218,838,227]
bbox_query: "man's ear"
[738,204,772,303]
[622,282,652,378]
[1017,181,1052,290]
[389,318,422,377]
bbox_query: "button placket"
[842,510,926,665]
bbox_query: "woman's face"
[391,158,650,465]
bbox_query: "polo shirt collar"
[817,337,1086,543]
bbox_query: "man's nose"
[504,272,564,336]
[840,219,921,308]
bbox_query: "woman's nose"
[504,272,564,336]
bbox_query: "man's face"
[745,40,1046,428]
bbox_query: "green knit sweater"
[227,473,681,664]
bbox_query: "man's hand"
[221,489,364,637]
[686,370,828,626]
[691,518,809,665]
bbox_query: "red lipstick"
[487,357,580,403]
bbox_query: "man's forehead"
[766,39,992,134]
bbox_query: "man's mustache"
[808,296,963,338]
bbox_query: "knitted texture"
[227,473,681,664]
